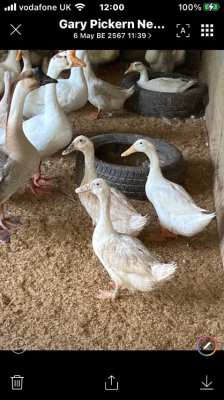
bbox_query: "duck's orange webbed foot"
[150,227,177,242]
[88,109,103,120]
[97,283,120,300]
[30,173,53,196]
[160,227,177,239]
[97,289,117,300]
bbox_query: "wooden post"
[200,50,224,263]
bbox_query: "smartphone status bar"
[0,0,223,48]
[1,1,223,14]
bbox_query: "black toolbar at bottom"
[0,351,222,396]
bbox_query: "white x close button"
[10,24,22,36]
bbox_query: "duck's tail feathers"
[130,214,149,236]
[199,211,216,228]
[185,79,198,91]
[204,211,216,218]
[151,262,177,283]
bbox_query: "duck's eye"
[79,139,83,143]
[96,183,100,186]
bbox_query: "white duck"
[88,50,120,65]
[22,50,85,191]
[63,135,148,236]
[145,50,186,73]
[19,50,33,73]
[83,51,135,118]
[23,50,88,117]
[0,71,13,133]
[0,51,36,149]
[14,50,50,73]
[125,62,197,93]
[0,50,21,95]
[0,69,55,243]
[122,139,216,238]
[76,178,176,299]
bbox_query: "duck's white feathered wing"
[110,187,148,235]
[79,186,148,235]
[23,117,51,153]
[140,77,196,93]
[111,186,136,211]
[98,235,176,291]
[100,235,158,276]
[150,180,215,236]
[23,86,45,117]
[153,180,208,213]
[93,79,134,99]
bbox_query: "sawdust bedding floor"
[0,62,224,350]
[0,110,223,350]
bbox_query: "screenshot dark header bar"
[0,0,223,48]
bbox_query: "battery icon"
[203,3,220,11]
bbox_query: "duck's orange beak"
[16,50,23,62]
[121,145,136,157]
[124,64,133,75]
[62,140,76,155]
[75,183,91,194]
[69,50,86,68]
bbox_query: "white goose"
[0,71,13,133]
[0,69,55,243]
[0,50,21,95]
[145,50,186,73]
[83,51,135,118]
[125,62,197,93]
[88,50,120,65]
[20,50,32,73]
[23,50,88,117]
[63,135,148,236]
[76,178,176,299]
[22,51,85,192]
[0,51,34,148]
[122,139,216,238]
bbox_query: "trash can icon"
[11,375,24,390]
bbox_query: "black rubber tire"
[75,133,186,201]
[121,71,208,119]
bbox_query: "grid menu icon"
[201,24,214,37]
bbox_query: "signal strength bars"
[4,3,17,11]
